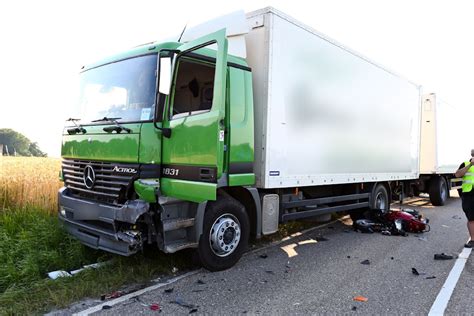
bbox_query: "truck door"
[160,29,228,203]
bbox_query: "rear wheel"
[429,176,448,206]
[370,184,389,211]
[351,184,389,221]
[197,196,249,271]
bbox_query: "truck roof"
[81,41,249,72]
[248,6,421,89]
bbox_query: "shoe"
[464,240,474,248]
[434,253,454,260]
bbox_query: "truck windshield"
[76,54,157,124]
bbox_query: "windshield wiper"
[66,118,87,134]
[92,117,131,134]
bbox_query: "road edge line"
[428,246,472,316]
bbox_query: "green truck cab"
[59,30,259,270]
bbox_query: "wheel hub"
[375,192,386,210]
[209,214,241,257]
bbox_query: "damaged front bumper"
[58,187,150,256]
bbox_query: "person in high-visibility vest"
[455,149,474,248]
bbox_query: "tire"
[370,184,389,211]
[197,195,249,271]
[429,176,448,206]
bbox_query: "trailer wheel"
[429,176,448,206]
[197,196,249,271]
[370,184,389,211]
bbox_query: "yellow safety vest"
[462,161,474,193]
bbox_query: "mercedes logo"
[83,165,96,189]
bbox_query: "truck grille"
[62,159,139,205]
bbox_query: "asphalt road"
[88,193,472,315]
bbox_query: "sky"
[0,0,473,157]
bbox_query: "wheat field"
[0,156,63,213]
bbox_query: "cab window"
[171,58,215,119]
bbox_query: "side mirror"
[154,53,175,138]
[158,56,172,95]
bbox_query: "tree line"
[0,128,47,157]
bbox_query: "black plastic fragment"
[360,259,370,265]
[434,253,454,260]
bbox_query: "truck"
[59,7,448,271]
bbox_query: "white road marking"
[428,246,472,316]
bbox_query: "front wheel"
[198,196,249,271]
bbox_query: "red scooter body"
[383,210,428,233]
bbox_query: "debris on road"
[101,305,112,310]
[189,308,198,314]
[434,253,455,260]
[441,225,450,228]
[164,288,174,294]
[265,270,275,275]
[149,303,160,311]
[351,306,357,311]
[411,268,426,276]
[426,276,437,279]
[418,236,428,241]
[171,267,179,274]
[452,215,463,219]
[259,254,268,259]
[196,279,206,285]
[353,296,368,302]
[131,296,162,312]
[172,296,196,309]
[360,259,371,265]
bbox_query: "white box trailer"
[418,93,464,204]
[244,8,422,189]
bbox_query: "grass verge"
[0,207,193,315]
